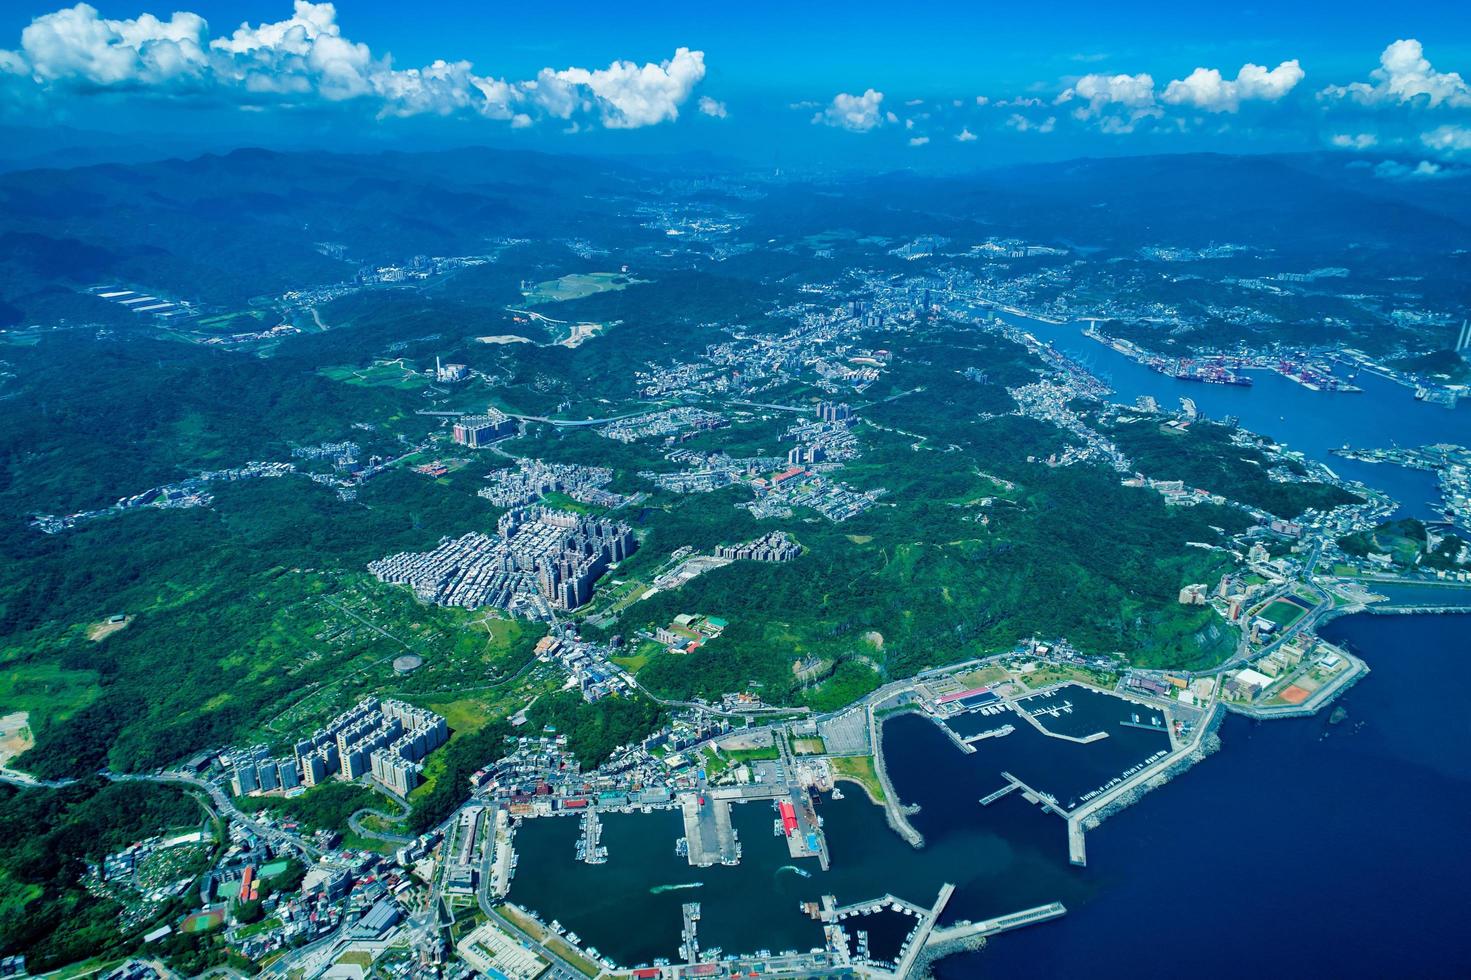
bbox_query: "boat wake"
[650,882,704,894]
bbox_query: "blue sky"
[3,1,1470,170]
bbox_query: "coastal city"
[6,249,1465,980]
[3,9,1471,978]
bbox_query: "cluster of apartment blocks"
[292,697,449,796]
[477,458,621,509]
[230,698,448,798]
[451,408,518,448]
[523,506,637,610]
[713,531,801,562]
[228,747,301,797]
[368,506,636,615]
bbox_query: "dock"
[961,723,1015,745]
[1015,700,1108,744]
[774,789,830,870]
[1067,817,1086,866]
[999,771,1067,818]
[979,779,1021,807]
[926,901,1068,945]
[680,794,740,867]
[576,809,606,865]
[679,902,701,963]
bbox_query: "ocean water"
[942,611,1471,979]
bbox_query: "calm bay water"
[987,311,1470,523]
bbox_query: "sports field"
[181,907,225,933]
[1260,597,1310,628]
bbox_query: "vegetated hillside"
[870,152,1471,256]
[0,145,642,314]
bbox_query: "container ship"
[1172,363,1254,387]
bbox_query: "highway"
[105,769,324,861]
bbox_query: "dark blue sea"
[938,611,1471,979]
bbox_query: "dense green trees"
[526,691,664,767]
[0,779,200,971]
[1110,420,1360,518]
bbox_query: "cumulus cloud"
[1373,158,1451,181]
[1330,132,1378,150]
[955,127,977,142]
[1422,124,1471,154]
[1321,39,1470,108]
[812,88,887,131]
[532,47,705,128]
[0,2,705,128]
[1161,60,1303,112]
[1057,72,1156,114]
[908,135,929,146]
[697,95,726,118]
[1006,113,1056,133]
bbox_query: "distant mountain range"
[0,145,1466,326]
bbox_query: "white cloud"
[10,3,209,87]
[908,135,929,146]
[1057,72,1156,114]
[1373,158,1451,181]
[1006,113,1055,133]
[1161,60,1303,112]
[1321,39,1470,109]
[974,95,989,106]
[1422,124,1471,154]
[1330,132,1378,150]
[0,2,705,128]
[813,88,886,131]
[537,47,704,128]
[955,126,977,142]
[697,94,727,118]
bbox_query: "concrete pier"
[873,703,925,848]
[891,883,955,980]
[979,779,1021,806]
[926,901,1067,945]
[1000,771,1067,818]
[681,794,739,867]
[1067,817,1086,866]
[679,902,701,963]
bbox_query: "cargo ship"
[1172,364,1254,387]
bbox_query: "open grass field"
[0,663,101,734]
[194,310,267,333]
[829,754,886,804]
[520,271,638,305]
[1260,597,1310,628]
[319,359,429,389]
